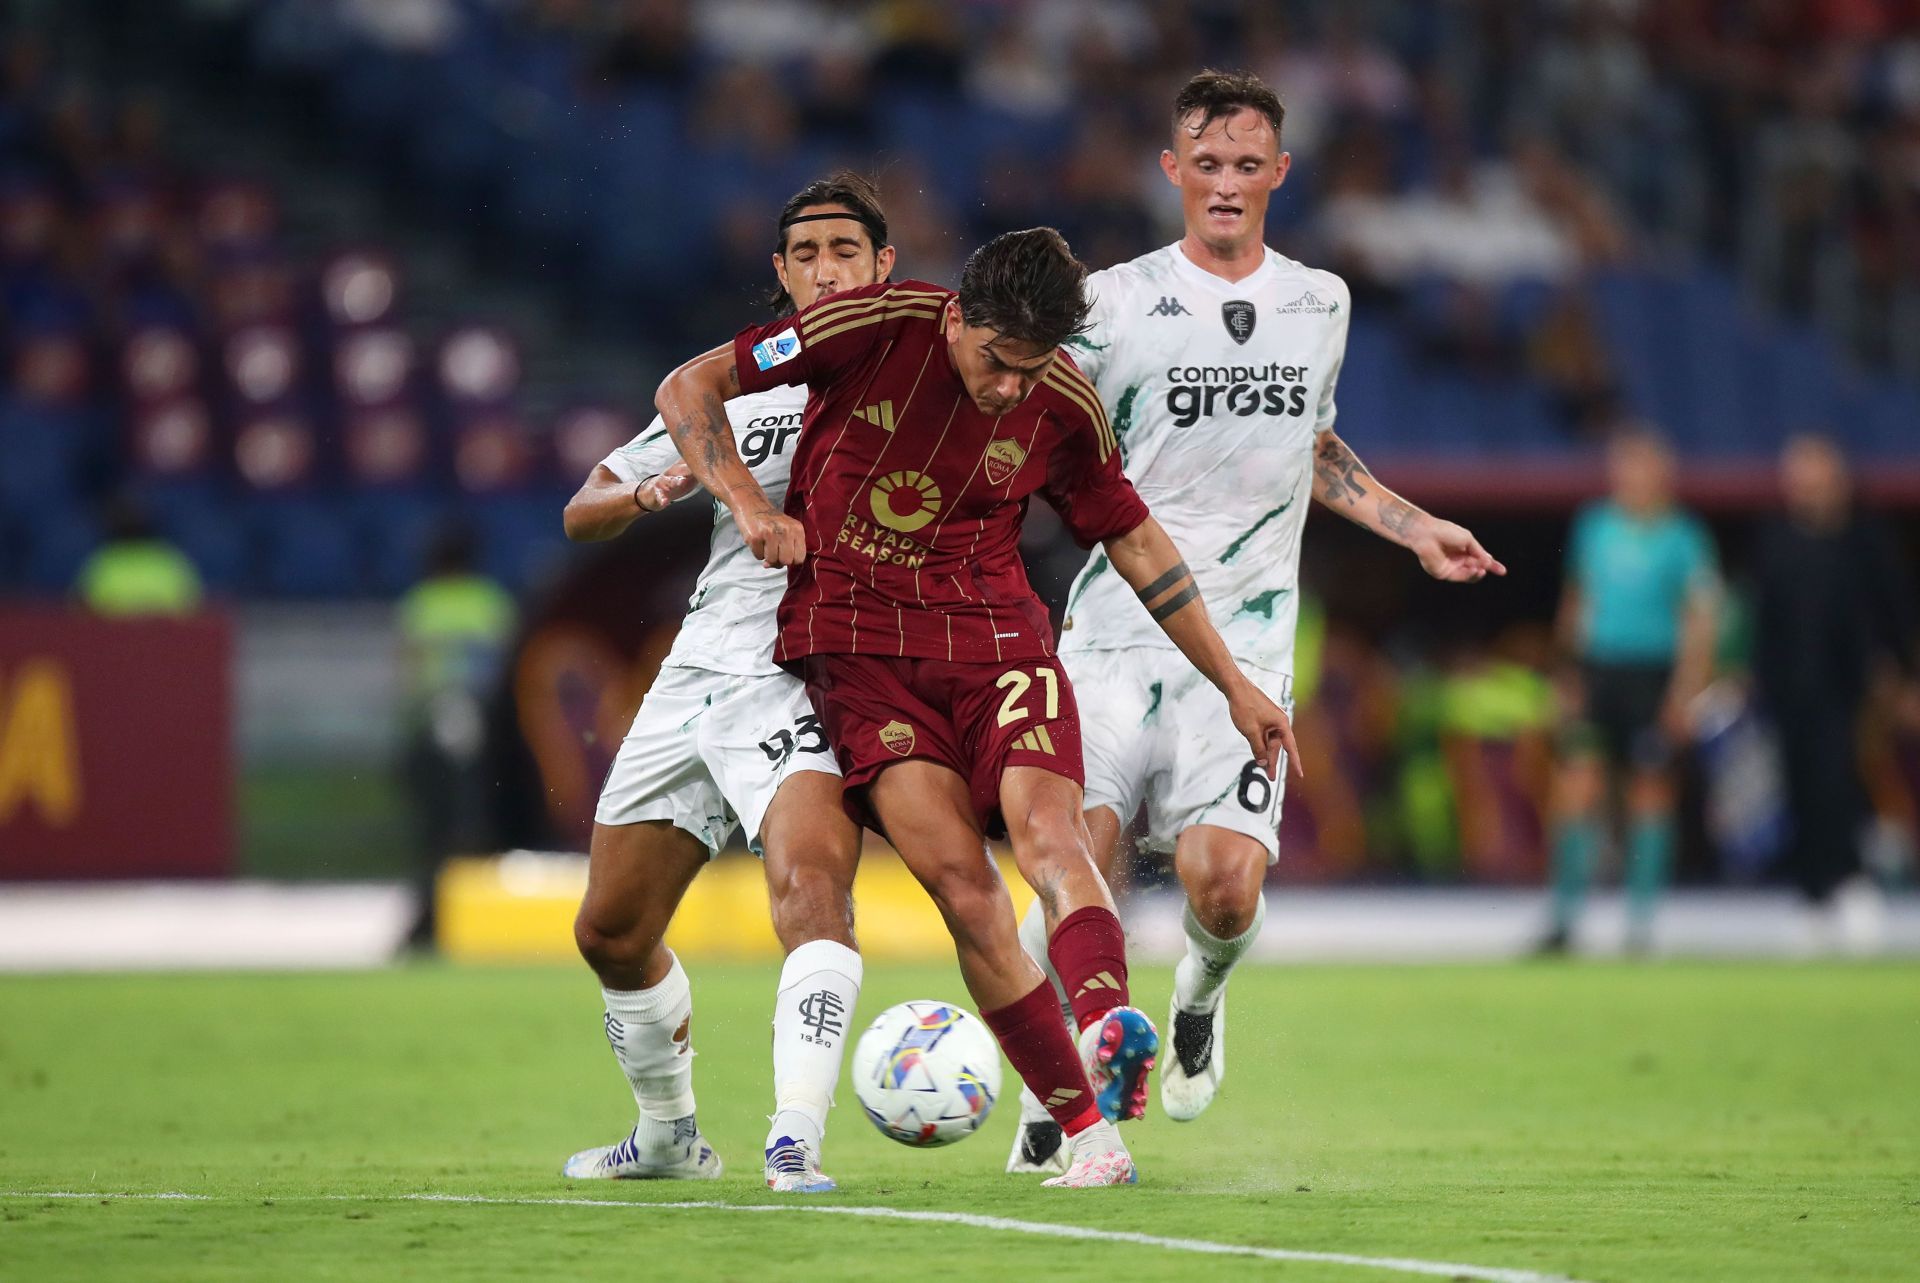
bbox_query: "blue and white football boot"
[562,1119,722,1180]
[1077,1005,1159,1123]
[764,1135,837,1194]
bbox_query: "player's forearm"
[655,346,771,521]
[1103,518,1253,699]
[563,470,649,542]
[1310,431,1428,548]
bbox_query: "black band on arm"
[634,477,658,512]
[1149,582,1202,622]
[1135,561,1192,605]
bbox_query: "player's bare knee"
[1189,874,1259,938]
[573,906,653,977]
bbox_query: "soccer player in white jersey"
[1009,71,1506,1171]
[558,173,895,1194]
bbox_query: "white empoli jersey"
[1058,243,1350,676]
[598,384,807,677]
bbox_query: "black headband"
[780,209,887,244]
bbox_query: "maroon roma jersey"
[731,279,1148,665]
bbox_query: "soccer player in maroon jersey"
[656,228,1299,1187]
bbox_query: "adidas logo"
[1073,971,1120,998]
[1146,296,1191,317]
[1043,1088,1084,1109]
[1014,726,1056,755]
[853,400,896,431]
[1277,290,1339,315]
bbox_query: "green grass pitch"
[1,960,1915,1281]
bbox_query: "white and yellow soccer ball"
[851,1000,1002,1147]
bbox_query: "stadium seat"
[21,505,100,594]
[248,497,364,597]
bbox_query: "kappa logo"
[1043,1087,1084,1109]
[1277,289,1339,315]
[1222,299,1257,345]
[1146,296,1191,317]
[869,469,942,532]
[853,400,896,432]
[878,720,916,756]
[750,327,801,371]
[983,438,1028,486]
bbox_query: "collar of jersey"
[1166,240,1280,294]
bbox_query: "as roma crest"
[984,438,1028,486]
[878,719,916,756]
[1222,300,1256,345]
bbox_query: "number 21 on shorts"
[995,666,1060,727]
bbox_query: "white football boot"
[763,1134,837,1194]
[562,1119,722,1180]
[1160,992,1225,1122]
[1041,1119,1138,1188]
[1005,1087,1070,1175]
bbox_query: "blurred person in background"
[1754,433,1919,950]
[1543,428,1720,954]
[74,495,201,616]
[397,523,516,952]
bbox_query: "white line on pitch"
[2,1191,1590,1283]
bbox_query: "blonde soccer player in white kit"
[1009,71,1506,1173]
[559,173,897,1194]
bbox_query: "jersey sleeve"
[598,415,683,486]
[1063,268,1120,387]
[733,281,950,395]
[1042,403,1151,548]
[1313,272,1352,434]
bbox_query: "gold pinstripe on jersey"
[1042,363,1116,461]
[805,303,942,350]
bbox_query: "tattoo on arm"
[725,362,739,394]
[1135,559,1201,622]
[1134,561,1191,604]
[1378,496,1421,541]
[1149,582,1201,622]
[1314,434,1372,506]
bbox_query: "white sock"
[601,954,695,1150]
[1173,893,1266,1014]
[767,938,863,1154]
[1016,899,1074,1125]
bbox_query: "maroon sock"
[1049,905,1130,1032]
[982,979,1103,1136]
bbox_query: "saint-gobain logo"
[1222,300,1256,345]
[1277,290,1339,315]
[751,328,801,371]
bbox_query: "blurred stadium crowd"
[1,0,1917,900]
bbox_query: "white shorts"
[594,666,840,856]
[1065,647,1294,864]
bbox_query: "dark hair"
[1172,69,1284,146]
[956,227,1092,351]
[769,170,889,315]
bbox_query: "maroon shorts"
[798,652,1083,835]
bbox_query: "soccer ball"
[850,1000,1002,1147]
